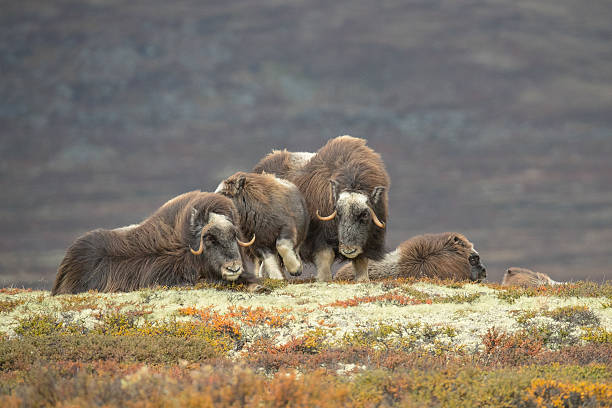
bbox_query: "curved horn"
[190,229,205,255]
[316,209,337,221]
[237,234,256,247]
[369,207,385,229]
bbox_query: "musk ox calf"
[254,135,390,282]
[501,267,562,286]
[52,191,260,295]
[335,232,487,282]
[215,171,309,280]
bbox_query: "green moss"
[261,278,289,291]
[582,327,612,344]
[341,322,458,352]
[14,314,66,337]
[544,305,600,327]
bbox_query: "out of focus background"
[1,0,611,288]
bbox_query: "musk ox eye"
[359,210,370,222]
[469,254,480,266]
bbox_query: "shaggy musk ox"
[253,136,390,282]
[502,267,562,286]
[334,232,487,282]
[52,191,261,295]
[215,171,309,280]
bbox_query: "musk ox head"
[446,234,487,282]
[317,180,386,259]
[467,246,487,282]
[188,207,254,281]
[215,173,247,198]
[502,267,560,286]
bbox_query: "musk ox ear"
[370,186,386,205]
[451,234,469,247]
[236,175,246,191]
[329,179,339,203]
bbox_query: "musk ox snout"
[339,244,363,258]
[221,260,244,281]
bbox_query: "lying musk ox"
[215,171,309,279]
[334,232,487,282]
[501,267,562,286]
[52,191,260,295]
[253,135,390,282]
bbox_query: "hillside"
[1,0,612,287]
[1,280,611,406]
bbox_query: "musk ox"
[215,171,309,280]
[253,135,390,282]
[52,191,260,295]
[334,232,487,282]
[501,267,562,286]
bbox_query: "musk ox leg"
[261,251,285,280]
[353,257,370,282]
[254,258,263,279]
[314,247,334,282]
[276,238,302,276]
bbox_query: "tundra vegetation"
[1,279,611,407]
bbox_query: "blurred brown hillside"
[1,0,611,288]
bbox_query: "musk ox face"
[189,209,250,281]
[318,180,386,259]
[468,249,487,282]
[450,235,486,282]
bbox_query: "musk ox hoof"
[247,283,271,294]
[288,264,303,277]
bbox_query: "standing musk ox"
[334,232,487,282]
[501,267,562,286]
[215,171,309,280]
[52,191,260,295]
[253,135,390,282]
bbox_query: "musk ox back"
[254,136,390,282]
[215,171,309,279]
[252,149,315,180]
[335,232,487,282]
[52,191,259,295]
[501,267,561,287]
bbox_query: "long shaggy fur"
[254,136,390,263]
[52,191,255,294]
[252,149,311,180]
[217,172,308,260]
[335,232,478,281]
[501,267,560,286]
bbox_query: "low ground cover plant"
[1,279,610,406]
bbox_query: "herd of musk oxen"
[51,136,559,295]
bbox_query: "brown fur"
[52,191,256,294]
[254,136,390,263]
[501,267,559,286]
[252,149,305,180]
[335,232,483,281]
[216,172,308,263]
